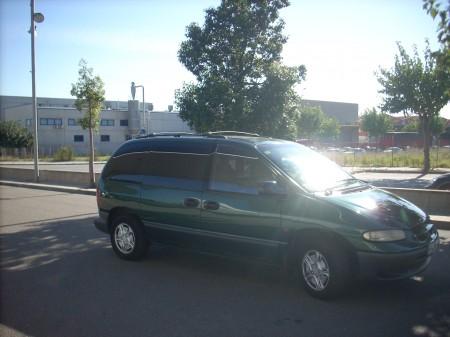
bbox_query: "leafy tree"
[319,116,340,142]
[401,115,445,136]
[176,0,306,138]
[70,59,105,187]
[401,120,419,132]
[429,115,446,136]
[423,0,450,97]
[360,108,392,140]
[423,0,449,46]
[297,105,323,139]
[297,105,340,141]
[377,42,449,173]
[0,120,33,149]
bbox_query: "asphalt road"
[1,185,449,337]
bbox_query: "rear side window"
[140,152,210,191]
[102,152,145,182]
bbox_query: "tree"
[423,0,449,46]
[360,108,392,141]
[377,42,449,173]
[0,120,33,150]
[176,0,306,138]
[297,105,340,142]
[319,116,340,142]
[70,59,105,187]
[297,105,323,139]
[423,0,450,97]
[401,115,445,137]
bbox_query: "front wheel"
[297,241,352,299]
[110,215,148,260]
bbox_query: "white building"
[0,95,192,155]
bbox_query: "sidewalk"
[0,160,107,165]
[1,179,449,230]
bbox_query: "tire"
[110,214,149,260]
[296,240,352,299]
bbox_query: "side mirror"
[258,180,287,196]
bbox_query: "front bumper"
[357,231,439,280]
[94,210,109,234]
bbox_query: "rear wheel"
[297,240,352,299]
[110,214,148,260]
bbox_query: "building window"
[101,135,110,142]
[40,118,62,126]
[68,118,77,126]
[100,119,115,126]
[25,119,32,126]
[120,119,129,126]
[74,135,84,142]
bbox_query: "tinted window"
[209,154,275,195]
[216,143,258,157]
[113,139,216,157]
[120,119,129,126]
[102,152,145,181]
[140,152,210,191]
[101,135,110,142]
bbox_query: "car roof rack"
[136,132,197,138]
[203,131,260,137]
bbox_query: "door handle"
[183,197,200,208]
[203,200,220,210]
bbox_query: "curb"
[0,180,96,196]
[1,180,448,230]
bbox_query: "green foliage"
[297,105,323,138]
[360,108,393,138]
[296,105,340,141]
[176,0,306,138]
[53,146,74,161]
[429,115,446,136]
[332,148,450,169]
[319,116,340,141]
[0,120,33,148]
[70,59,105,131]
[376,41,450,172]
[423,0,450,46]
[70,59,105,187]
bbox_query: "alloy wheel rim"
[301,250,330,291]
[115,223,136,254]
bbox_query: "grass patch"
[324,148,450,168]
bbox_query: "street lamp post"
[132,83,145,133]
[30,0,44,182]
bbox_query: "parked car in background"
[383,147,402,153]
[426,173,450,190]
[94,132,439,299]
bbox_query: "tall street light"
[30,0,44,182]
[131,82,145,134]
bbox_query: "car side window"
[209,154,276,195]
[140,152,210,191]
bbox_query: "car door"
[199,143,286,261]
[139,142,213,247]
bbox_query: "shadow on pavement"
[0,217,449,337]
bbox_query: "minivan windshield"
[257,142,355,193]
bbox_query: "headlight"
[363,230,406,242]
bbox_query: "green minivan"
[94,132,439,298]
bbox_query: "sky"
[1,0,449,118]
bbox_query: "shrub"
[53,146,74,161]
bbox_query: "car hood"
[323,186,427,229]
